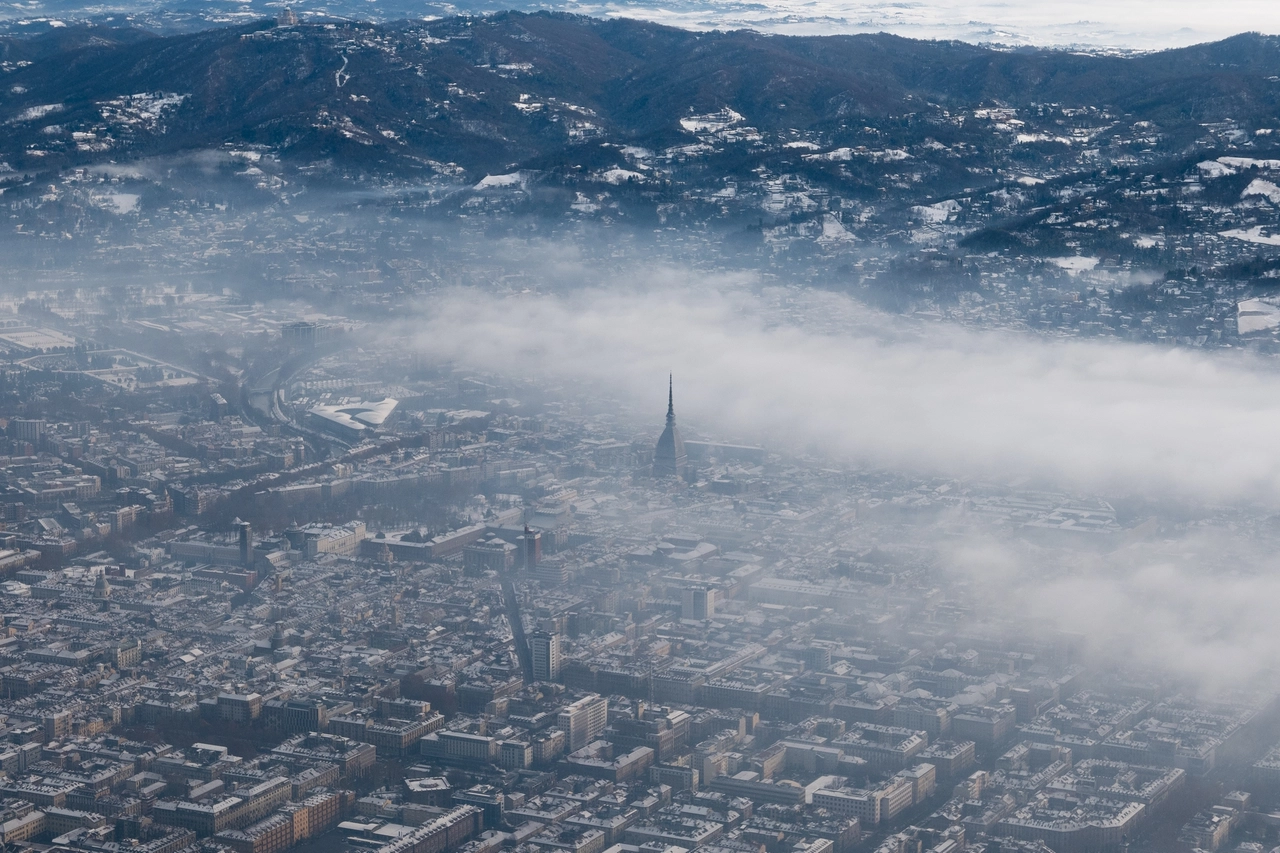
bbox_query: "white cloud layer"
[414,279,1280,507]
[566,0,1278,49]
[409,274,1280,689]
[945,533,1280,690]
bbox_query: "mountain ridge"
[1,15,1280,178]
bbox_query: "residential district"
[0,285,1277,853]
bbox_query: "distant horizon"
[2,0,1278,51]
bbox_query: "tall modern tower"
[653,375,687,479]
[529,631,561,682]
[236,520,253,567]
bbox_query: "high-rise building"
[12,420,45,444]
[529,631,561,682]
[558,694,608,751]
[535,560,569,586]
[236,520,253,567]
[520,525,542,572]
[653,376,687,479]
[682,585,717,620]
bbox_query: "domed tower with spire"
[653,375,687,480]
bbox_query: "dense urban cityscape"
[2,8,1280,853]
[0,268,1276,853]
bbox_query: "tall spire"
[654,374,687,479]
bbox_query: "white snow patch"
[97,192,139,214]
[874,148,911,161]
[1221,226,1280,246]
[817,213,856,243]
[1017,132,1072,144]
[13,103,62,122]
[598,168,645,184]
[1242,178,1280,204]
[1219,156,1280,170]
[805,147,855,161]
[1050,256,1099,272]
[1197,160,1235,178]
[474,173,526,190]
[911,199,962,223]
[1238,297,1280,334]
[808,147,910,162]
[98,93,188,131]
[664,143,715,158]
[680,107,744,133]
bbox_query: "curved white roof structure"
[308,398,398,434]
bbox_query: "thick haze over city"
[3,3,1280,853]
[413,279,1280,504]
